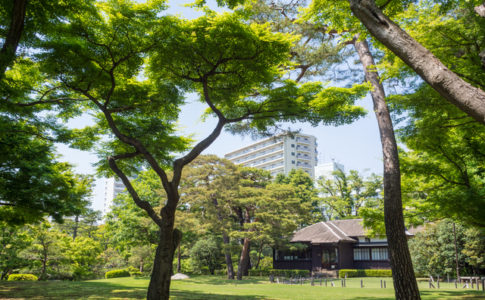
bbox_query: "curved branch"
[108,155,162,227]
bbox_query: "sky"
[55,1,384,213]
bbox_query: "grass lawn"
[0,276,483,299]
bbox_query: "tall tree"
[181,155,239,279]
[345,0,485,124]
[275,169,319,224]
[33,2,366,298]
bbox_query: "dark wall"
[273,260,312,271]
[353,261,391,269]
[338,243,354,269]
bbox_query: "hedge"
[248,269,271,277]
[7,274,38,281]
[268,269,310,277]
[339,269,392,278]
[105,269,131,279]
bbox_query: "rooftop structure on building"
[103,177,126,215]
[224,132,318,179]
[314,161,345,180]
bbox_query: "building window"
[353,248,370,261]
[291,160,295,164]
[291,152,295,156]
[291,144,295,147]
[371,248,389,261]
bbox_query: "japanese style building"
[273,219,412,274]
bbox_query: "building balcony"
[228,142,284,161]
[235,148,284,165]
[252,157,284,169]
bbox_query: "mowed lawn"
[0,276,483,299]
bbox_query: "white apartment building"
[103,177,126,214]
[314,161,345,180]
[224,132,318,179]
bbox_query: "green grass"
[0,276,483,299]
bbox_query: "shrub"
[7,274,38,281]
[130,271,142,276]
[105,269,131,279]
[339,269,392,278]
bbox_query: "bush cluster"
[338,269,392,278]
[7,274,38,281]
[105,269,131,279]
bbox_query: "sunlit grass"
[0,275,483,299]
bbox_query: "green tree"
[67,236,103,280]
[317,169,382,220]
[394,85,485,227]
[232,167,311,280]
[0,118,94,224]
[462,227,485,274]
[0,222,31,279]
[408,220,484,277]
[180,155,238,279]
[128,245,155,274]
[275,169,319,224]
[190,237,222,275]
[19,221,70,280]
[34,2,369,298]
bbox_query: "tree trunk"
[453,223,460,281]
[255,241,264,270]
[176,243,181,274]
[211,197,234,279]
[222,233,235,279]
[354,38,421,300]
[0,0,27,77]
[72,215,79,241]
[146,205,181,300]
[237,237,251,280]
[348,0,485,125]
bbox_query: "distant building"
[224,132,318,179]
[103,177,126,214]
[314,161,345,180]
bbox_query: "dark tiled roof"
[291,219,414,244]
[291,219,364,244]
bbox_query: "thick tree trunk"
[0,0,27,77]
[222,233,235,279]
[354,39,421,300]
[146,205,181,300]
[237,237,251,280]
[348,0,485,125]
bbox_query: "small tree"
[190,238,221,275]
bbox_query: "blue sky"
[55,1,384,212]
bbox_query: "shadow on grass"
[420,289,485,299]
[0,280,146,299]
[185,276,268,285]
[171,289,266,299]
